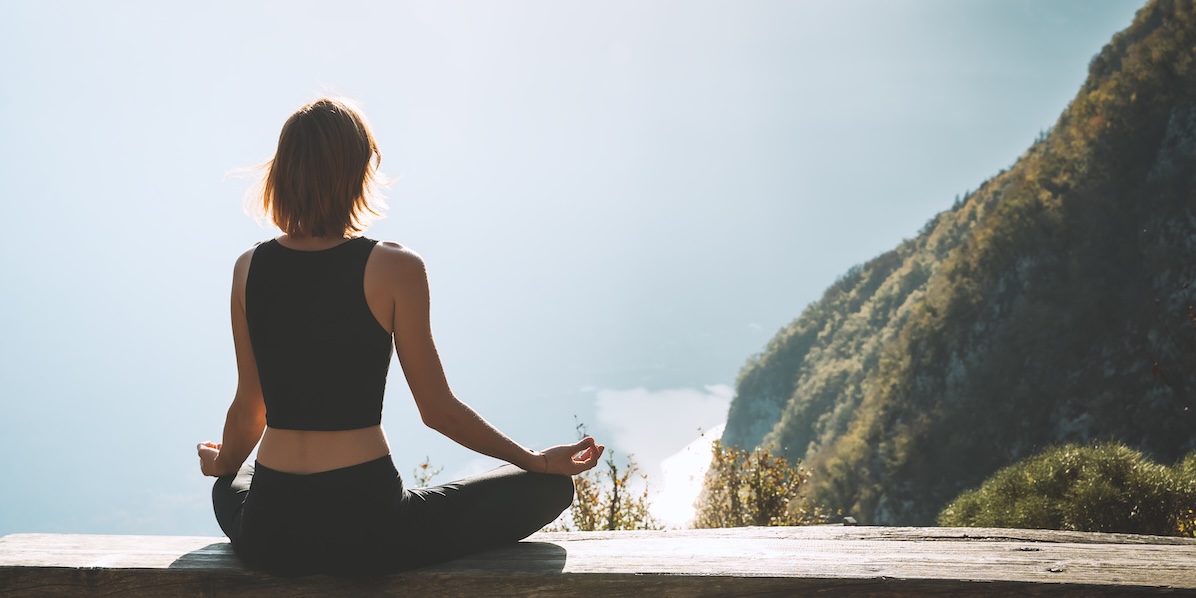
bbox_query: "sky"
[0,0,1145,534]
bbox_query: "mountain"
[721,0,1196,525]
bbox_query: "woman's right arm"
[377,243,603,476]
[199,249,267,477]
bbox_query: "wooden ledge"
[3,526,1196,596]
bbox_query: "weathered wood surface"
[3,526,1196,597]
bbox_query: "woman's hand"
[197,441,227,477]
[539,437,605,476]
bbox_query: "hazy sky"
[0,0,1144,534]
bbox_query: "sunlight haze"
[0,0,1144,535]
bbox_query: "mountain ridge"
[721,0,1196,525]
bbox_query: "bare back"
[251,236,407,474]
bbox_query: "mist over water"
[652,422,726,527]
[592,385,732,527]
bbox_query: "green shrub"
[939,443,1196,537]
[547,420,660,532]
[551,450,659,531]
[694,440,831,528]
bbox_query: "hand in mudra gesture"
[197,441,225,477]
[540,437,604,476]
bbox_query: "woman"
[198,97,603,576]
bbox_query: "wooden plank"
[3,527,1196,597]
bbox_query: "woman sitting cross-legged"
[198,96,603,576]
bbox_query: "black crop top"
[245,237,393,431]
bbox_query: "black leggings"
[211,456,574,576]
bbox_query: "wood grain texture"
[3,527,1195,597]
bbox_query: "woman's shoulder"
[372,240,424,267]
[232,245,259,277]
[369,240,429,282]
[230,244,264,297]
[233,238,277,267]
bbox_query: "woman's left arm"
[381,244,602,476]
[199,249,267,477]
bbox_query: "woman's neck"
[276,234,353,251]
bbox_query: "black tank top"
[245,237,393,431]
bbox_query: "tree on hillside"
[694,439,830,528]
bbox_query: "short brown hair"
[256,97,386,237]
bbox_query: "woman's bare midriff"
[256,425,391,474]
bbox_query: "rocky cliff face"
[722,0,1196,525]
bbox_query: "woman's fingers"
[568,436,595,458]
[197,442,224,477]
[539,437,605,475]
[572,443,604,471]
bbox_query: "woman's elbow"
[227,394,266,426]
[415,393,460,433]
[419,407,450,432]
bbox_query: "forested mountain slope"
[721,0,1196,525]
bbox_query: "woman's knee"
[211,475,240,538]
[211,474,235,506]
[211,465,253,541]
[547,473,575,513]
